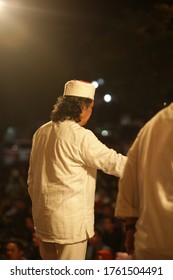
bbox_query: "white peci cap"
[63,80,95,100]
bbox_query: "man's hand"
[125,217,137,256]
[125,228,135,255]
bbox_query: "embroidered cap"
[63,80,95,100]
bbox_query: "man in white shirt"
[115,98,173,259]
[28,80,127,260]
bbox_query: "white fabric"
[28,120,127,244]
[115,103,173,259]
[38,239,87,260]
[63,80,95,100]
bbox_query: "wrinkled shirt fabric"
[28,120,127,244]
[115,103,173,259]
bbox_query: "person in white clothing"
[115,97,173,260]
[27,79,127,260]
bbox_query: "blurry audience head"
[102,217,115,233]
[5,239,25,260]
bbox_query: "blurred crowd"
[0,125,136,261]
[0,162,42,260]
[0,161,128,260]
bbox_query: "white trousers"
[38,239,88,260]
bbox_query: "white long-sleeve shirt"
[28,120,127,244]
[115,103,173,259]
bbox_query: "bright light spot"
[92,81,99,88]
[104,94,112,103]
[91,78,105,88]
[0,0,5,10]
[101,130,109,137]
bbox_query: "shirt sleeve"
[115,134,140,218]
[79,129,127,177]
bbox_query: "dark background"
[1,0,173,140]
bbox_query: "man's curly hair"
[50,96,93,123]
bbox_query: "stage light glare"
[101,130,109,137]
[104,94,112,103]
[91,81,99,89]
[0,0,5,10]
